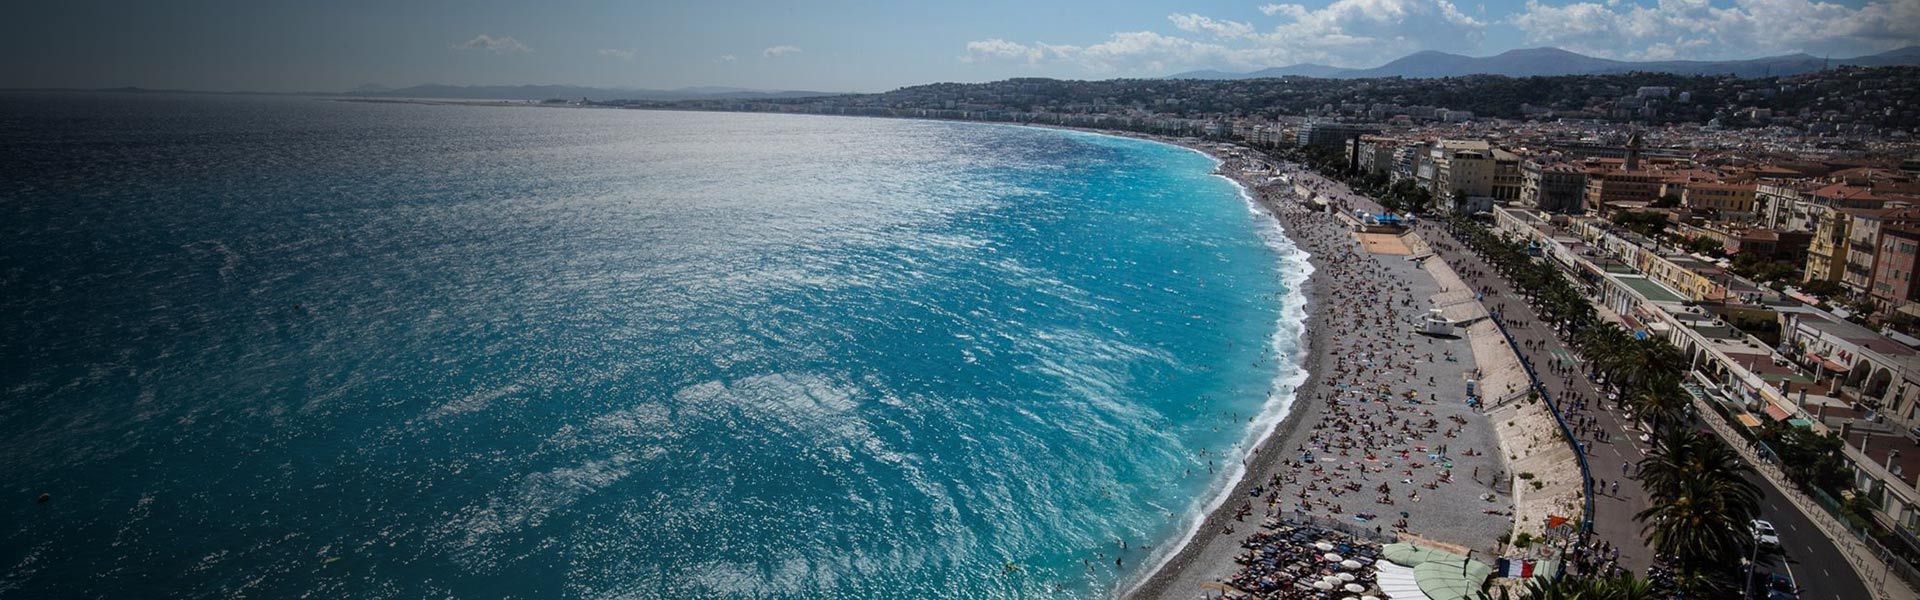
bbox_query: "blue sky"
[2,0,1915,93]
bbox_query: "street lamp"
[1742,534,1760,600]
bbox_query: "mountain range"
[1167,46,1920,80]
[341,83,838,101]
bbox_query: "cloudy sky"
[2,0,1915,93]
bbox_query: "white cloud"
[1259,3,1308,18]
[965,0,1486,73]
[762,45,803,59]
[961,38,1075,64]
[455,34,531,54]
[1510,0,1920,60]
[1168,14,1255,39]
[717,54,738,63]
[963,33,1231,72]
[597,48,635,60]
[964,0,1915,76]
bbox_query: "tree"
[1799,279,1844,299]
[1630,371,1692,432]
[1483,572,1665,600]
[1634,429,1762,596]
[1761,424,1851,494]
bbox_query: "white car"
[1753,519,1781,549]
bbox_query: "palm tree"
[1636,430,1760,510]
[1482,572,1665,600]
[1634,429,1761,596]
[1636,473,1751,561]
[1630,372,1691,432]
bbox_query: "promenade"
[1418,219,1656,575]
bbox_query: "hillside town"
[1220,98,1920,600]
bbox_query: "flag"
[1547,514,1568,529]
[1496,558,1537,578]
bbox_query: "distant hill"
[1165,46,1920,80]
[1169,63,1345,79]
[344,84,840,102]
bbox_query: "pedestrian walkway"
[1417,220,1656,575]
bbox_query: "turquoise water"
[0,93,1307,599]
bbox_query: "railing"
[1489,316,1597,538]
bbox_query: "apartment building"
[1679,182,1758,219]
[1842,208,1920,298]
[1872,225,1920,317]
[1521,161,1588,214]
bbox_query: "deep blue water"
[0,93,1306,599]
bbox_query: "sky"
[2,0,1916,93]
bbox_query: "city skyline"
[3,0,1917,94]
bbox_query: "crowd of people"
[1225,522,1384,599]
[1242,161,1502,539]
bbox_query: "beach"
[1126,141,1530,600]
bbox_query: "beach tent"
[1380,543,1492,600]
[1375,561,1431,600]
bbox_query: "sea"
[0,93,1310,599]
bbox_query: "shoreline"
[1094,131,1519,600]
[1116,136,1340,600]
[1107,135,1323,599]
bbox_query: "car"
[1766,572,1798,599]
[1752,519,1781,549]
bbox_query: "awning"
[1788,418,1814,429]
[1805,351,1847,373]
[1382,543,1493,600]
[1736,414,1763,427]
[1764,403,1793,421]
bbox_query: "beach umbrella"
[1324,552,1343,562]
[1338,572,1357,582]
[1346,583,1367,593]
[1315,542,1336,551]
[1341,559,1363,570]
[1313,580,1334,591]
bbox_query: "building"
[1391,144,1426,184]
[1843,208,1920,298]
[1679,182,1758,220]
[1354,136,1401,176]
[1583,168,1666,211]
[1757,181,1817,232]
[1295,122,1380,149]
[1521,161,1588,214]
[1808,207,1854,284]
[1872,225,1920,317]
[1428,140,1495,213]
[1491,149,1523,202]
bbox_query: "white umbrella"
[1338,572,1357,582]
[1345,583,1367,593]
[1315,541,1335,551]
[1363,596,1382,600]
[1341,559,1363,570]
[1323,552,1343,562]
[1313,580,1334,591]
